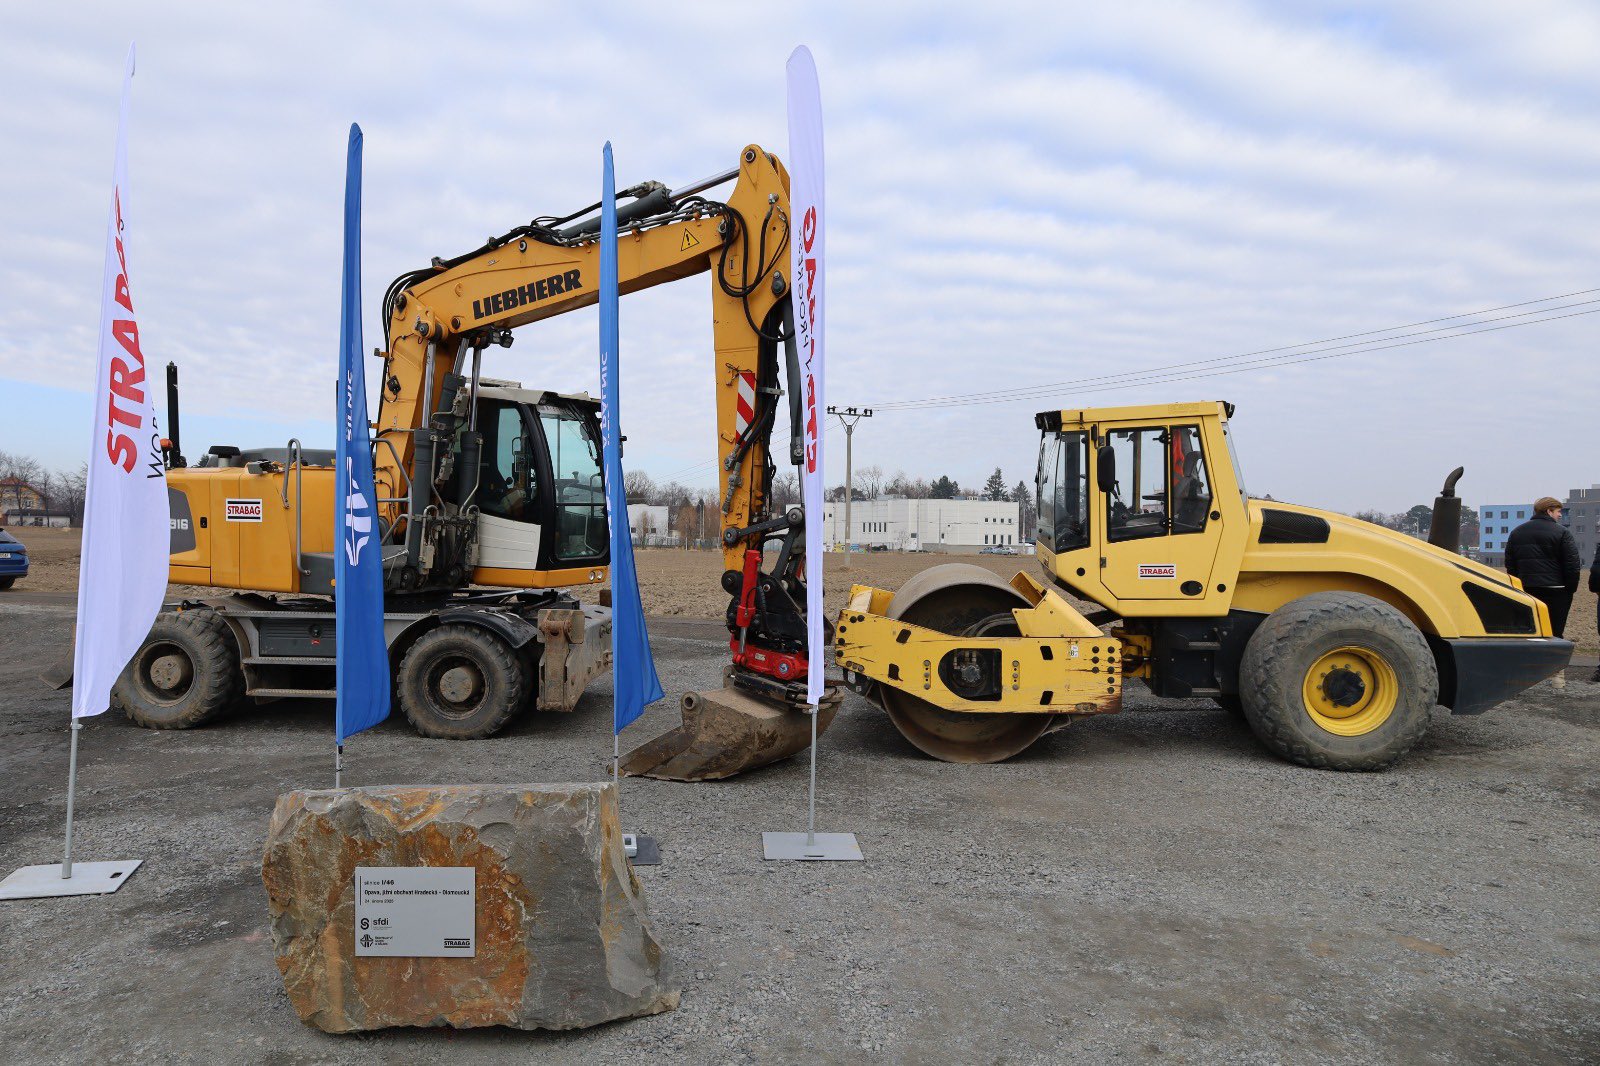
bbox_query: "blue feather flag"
[600,142,664,734]
[334,123,390,749]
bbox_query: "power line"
[869,287,1600,412]
[643,287,1598,482]
[894,304,1600,411]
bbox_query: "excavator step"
[243,655,334,667]
[248,687,336,700]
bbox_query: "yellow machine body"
[836,400,1571,767]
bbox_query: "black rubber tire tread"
[0,576,15,589]
[1239,591,1437,772]
[398,624,525,739]
[113,609,243,729]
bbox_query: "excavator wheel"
[113,609,244,729]
[878,563,1056,764]
[398,624,526,739]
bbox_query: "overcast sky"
[2,1,1596,513]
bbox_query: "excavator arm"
[373,144,836,779]
[374,146,796,578]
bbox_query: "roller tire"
[113,609,243,729]
[1239,592,1436,771]
[398,624,525,739]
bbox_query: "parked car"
[980,545,1018,556]
[0,528,28,589]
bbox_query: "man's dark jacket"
[1504,513,1580,590]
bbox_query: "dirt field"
[6,528,1597,652]
[2,600,1598,1063]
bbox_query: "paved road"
[1,601,1596,1064]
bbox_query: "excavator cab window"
[538,406,606,561]
[1105,427,1170,541]
[1037,431,1090,553]
[477,402,537,522]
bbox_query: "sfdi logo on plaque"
[354,867,475,957]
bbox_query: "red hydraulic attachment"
[730,548,809,682]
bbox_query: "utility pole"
[827,405,873,565]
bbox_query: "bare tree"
[770,470,800,508]
[0,451,44,488]
[623,469,656,504]
[853,464,884,501]
[59,464,88,525]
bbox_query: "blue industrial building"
[1478,503,1531,565]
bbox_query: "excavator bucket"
[618,668,842,782]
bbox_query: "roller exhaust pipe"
[1427,466,1465,553]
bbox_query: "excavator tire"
[878,563,1056,764]
[1239,592,1436,771]
[113,609,243,729]
[398,624,525,739]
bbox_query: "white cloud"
[0,0,1596,514]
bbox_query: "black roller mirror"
[1096,445,1116,493]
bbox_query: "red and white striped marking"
[734,371,756,437]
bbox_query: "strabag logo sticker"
[224,498,264,523]
[1139,564,1177,579]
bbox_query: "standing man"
[1505,497,1580,687]
[1591,541,1600,683]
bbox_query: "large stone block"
[261,783,677,1033]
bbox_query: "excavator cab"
[443,383,609,589]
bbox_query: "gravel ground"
[1,601,1597,1063]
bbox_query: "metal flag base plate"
[623,833,661,866]
[0,860,143,900]
[762,832,863,861]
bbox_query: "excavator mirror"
[1096,444,1117,493]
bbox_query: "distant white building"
[822,497,1021,553]
[627,504,669,536]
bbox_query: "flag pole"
[2,44,149,900]
[760,44,860,864]
[599,141,664,867]
[61,721,82,878]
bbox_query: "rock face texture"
[261,783,677,1033]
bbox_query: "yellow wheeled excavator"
[112,145,836,777]
[836,401,1573,770]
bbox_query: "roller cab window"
[1037,431,1089,553]
[1169,424,1212,535]
[1105,427,1169,542]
